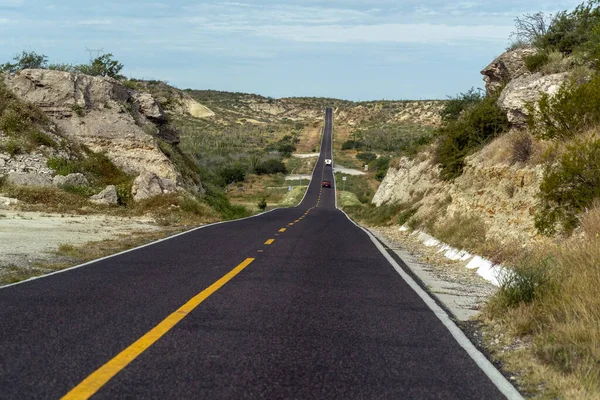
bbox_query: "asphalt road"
[0,108,519,399]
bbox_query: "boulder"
[481,48,537,94]
[52,173,89,187]
[498,72,569,127]
[6,172,52,187]
[89,185,118,205]
[130,91,167,122]
[132,170,176,202]
[0,196,19,209]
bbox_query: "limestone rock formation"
[4,69,181,183]
[498,72,569,127]
[89,185,118,205]
[481,48,537,94]
[52,173,89,187]
[130,91,166,122]
[131,170,177,202]
[6,172,52,187]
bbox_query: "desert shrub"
[355,152,377,163]
[116,181,133,206]
[440,88,484,122]
[48,63,75,72]
[257,197,267,211]
[341,140,363,150]
[1,51,48,73]
[218,165,246,185]
[179,196,206,215]
[524,51,550,72]
[528,74,600,139]
[47,152,130,187]
[490,256,556,311]
[75,53,124,79]
[202,183,250,220]
[510,132,533,164]
[536,2,600,55]
[435,94,509,180]
[372,156,390,181]
[535,137,600,235]
[254,159,287,175]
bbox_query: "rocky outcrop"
[130,91,167,122]
[52,173,89,187]
[89,185,118,205]
[481,48,537,94]
[6,172,52,187]
[131,171,177,202]
[498,72,569,127]
[373,146,544,243]
[4,69,181,183]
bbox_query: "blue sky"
[0,0,583,100]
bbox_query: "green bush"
[489,256,555,311]
[435,93,509,180]
[440,88,484,122]
[218,165,246,185]
[528,74,600,139]
[356,152,377,163]
[535,137,600,235]
[47,152,130,187]
[341,140,363,150]
[202,183,250,220]
[257,197,267,211]
[75,53,124,79]
[343,203,404,226]
[254,159,287,175]
[1,51,48,73]
[524,51,550,72]
[536,3,600,55]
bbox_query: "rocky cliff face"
[4,69,182,183]
[371,48,564,245]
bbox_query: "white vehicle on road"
[324,159,332,166]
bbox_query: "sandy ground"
[0,210,160,272]
[292,153,319,159]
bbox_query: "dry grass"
[295,124,323,153]
[484,234,600,398]
[430,213,488,253]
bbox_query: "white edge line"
[0,208,280,291]
[330,105,520,399]
[337,209,523,400]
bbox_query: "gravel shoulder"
[368,226,498,321]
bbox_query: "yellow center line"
[61,257,256,400]
[264,239,275,245]
[294,220,300,223]
[288,223,294,226]
[279,228,286,232]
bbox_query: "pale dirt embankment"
[0,210,161,283]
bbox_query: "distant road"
[0,108,520,399]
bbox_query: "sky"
[0,0,583,100]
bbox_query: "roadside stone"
[132,171,166,202]
[6,172,53,187]
[0,196,19,209]
[89,185,118,205]
[52,173,89,187]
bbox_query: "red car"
[322,180,332,188]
